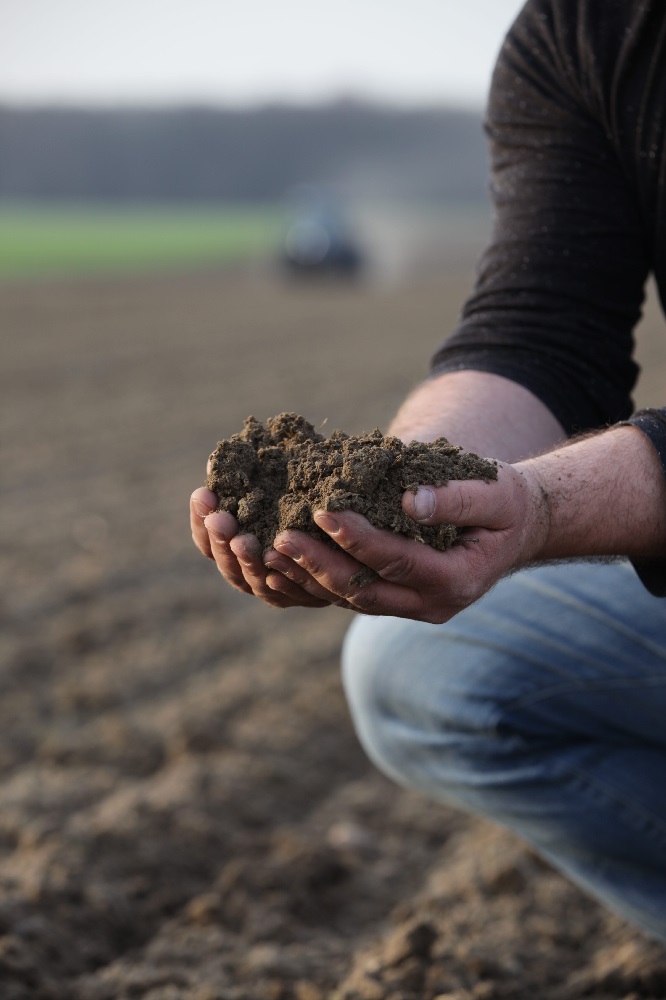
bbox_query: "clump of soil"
[206,413,497,552]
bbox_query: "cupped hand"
[191,462,547,620]
[189,486,355,610]
[265,462,548,623]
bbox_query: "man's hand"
[191,460,549,621]
[190,372,568,616]
[190,486,355,610]
[264,462,547,622]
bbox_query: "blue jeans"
[342,560,666,942]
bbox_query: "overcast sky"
[1,0,526,107]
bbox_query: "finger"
[204,509,238,541]
[264,550,355,608]
[263,568,336,608]
[310,513,508,622]
[190,487,219,558]
[206,531,322,606]
[205,519,327,608]
[312,511,444,589]
[402,473,513,530]
[275,529,423,616]
[229,533,305,608]
[204,516,253,595]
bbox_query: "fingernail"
[413,487,435,522]
[264,554,289,573]
[314,511,339,535]
[204,515,230,543]
[193,501,211,518]
[275,537,301,560]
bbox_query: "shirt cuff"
[617,408,666,597]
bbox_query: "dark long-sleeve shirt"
[431,0,666,437]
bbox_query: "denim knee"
[341,569,666,944]
[341,613,518,807]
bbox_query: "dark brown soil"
[206,413,497,552]
[4,264,666,999]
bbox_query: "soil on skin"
[206,412,497,553]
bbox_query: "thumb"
[402,474,512,530]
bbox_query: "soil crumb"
[206,413,497,552]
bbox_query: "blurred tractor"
[279,187,364,279]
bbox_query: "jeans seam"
[506,675,666,713]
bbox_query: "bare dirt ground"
[2,251,666,999]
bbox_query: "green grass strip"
[0,204,283,278]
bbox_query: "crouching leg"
[342,561,666,941]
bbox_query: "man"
[191,0,666,942]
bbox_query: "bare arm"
[388,370,566,460]
[516,425,666,562]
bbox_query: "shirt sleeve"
[618,408,666,597]
[430,0,650,436]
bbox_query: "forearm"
[390,371,666,563]
[518,425,666,563]
[389,370,566,462]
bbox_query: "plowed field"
[2,259,665,999]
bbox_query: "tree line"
[0,101,488,203]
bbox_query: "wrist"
[511,461,553,567]
[514,425,666,563]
